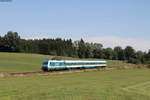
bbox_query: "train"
[42,60,107,71]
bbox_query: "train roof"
[44,60,107,63]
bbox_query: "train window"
[60,62,64,66]
[43,62,48,64]
[50,62,58,66]
[55,62,60,66]
[50,62,55,66]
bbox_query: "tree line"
[0,31,150,64]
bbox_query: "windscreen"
[43,62,48,65]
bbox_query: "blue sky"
[0,0,150,51]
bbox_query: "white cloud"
[84,36,150,52]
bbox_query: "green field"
[0,68,150,100]
[0,52,129,74]
[0,52,149,100]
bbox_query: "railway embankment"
[0,65,147,78]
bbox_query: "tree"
[77,39,86,58]
[124,46,136,60]
[65,39,77,57]
[103,48,114,60]
[2,31,21,52]
[92,43,103,59]
[85,43,93,58]
[114,46,125,60]
[144,50,150,64]
[38,39,50,54]
[134,51,145,64]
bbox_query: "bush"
[128,58,141,64]
[144,60,150,64]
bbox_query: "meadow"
[0,52,129,74]
[0,52,149,100]
[0,68,150,100]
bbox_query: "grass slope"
[0,68,150,100]
[0,52,129,73]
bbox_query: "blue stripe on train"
[48,66,104,69]
[48,67,82,69]
[48,67,67,69]
[84,66,97,68]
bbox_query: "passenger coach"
[42,60,107,71]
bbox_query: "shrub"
[128,58,141,64]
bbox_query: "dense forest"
[0,31,150,64]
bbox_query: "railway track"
[0,65,143,78]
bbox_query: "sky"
[0,0,150,51]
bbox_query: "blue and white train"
[42,60,107,71]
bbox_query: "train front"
[42,60,49,71]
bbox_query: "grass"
[0,52,149,100]
[0,52,129,74]
[0,68,150,100]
